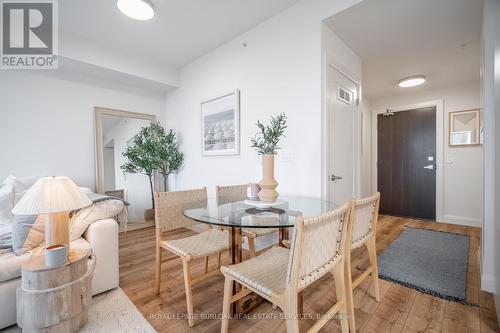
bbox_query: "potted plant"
[250,113,287,202]
[154,124,184,191]
[121,123,183,220]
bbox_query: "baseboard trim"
[443,215,482,228]
[119,220,155,232]
[481,273,498,293]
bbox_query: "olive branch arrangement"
[250,113,287,155]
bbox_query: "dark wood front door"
[377,107,436,220]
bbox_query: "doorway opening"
[371,101,445,221]
[378,107,436,219]
[325,64,359,206]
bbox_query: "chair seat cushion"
[243,228,278,237]
[163,229,229,259]
[221,246,289,297]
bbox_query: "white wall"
[164,0,362,198]
[0,71,165,189]
[321,23,365,199]
[481,0,500,318]
[103,118,152,221]
[360,97,372,197]
[370,81,483,227]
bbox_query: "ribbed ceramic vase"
[258,154,279,202]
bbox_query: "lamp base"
[45,212,70,253]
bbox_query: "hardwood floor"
[119,216,500,333]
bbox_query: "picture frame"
[201,90,240,156]
[449,109,481,147]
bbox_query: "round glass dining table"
[183,196,338,264]
[183,195,338,314]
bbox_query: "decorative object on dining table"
[246,183,261,201]
[12,176,92,263]
[250,113,287,202]
[201,90,240,156]
[244,198,286,210]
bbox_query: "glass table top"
[182,196,338,229]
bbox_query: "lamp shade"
[12,176,92,215]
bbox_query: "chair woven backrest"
[216,184,247,206]
[154,188,207,233]
[351,192,380,246]
[286,202,351,290]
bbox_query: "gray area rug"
[1,288,156,333]
[377,227,471,304]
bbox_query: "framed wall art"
[201,90,240,156]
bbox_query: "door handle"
[330,174,343,181]
[423,165,434,170]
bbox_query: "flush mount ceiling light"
[117,0,155,20]
[398,75,426,88]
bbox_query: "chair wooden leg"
[333,265,349,333]
[285,294,299,333]
[344,254,356,333]
[221,277,234,333]
[182,259,195,327]
[248,237,256,258]
[217,252,222,268]
[155,245,162,295]
[204,256,209,273]
[366,237,380,302]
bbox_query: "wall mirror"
[94,107,157,227]
[449,109,481,146]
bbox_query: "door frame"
[371,100,444,222]
[321,57,361,203]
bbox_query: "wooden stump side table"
[17,250,95,333]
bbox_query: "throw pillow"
[0,184,15,225]
[11,214,46,255]
[1,175,37,204]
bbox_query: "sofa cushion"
[0,250,31,283]
[0,237,91,283]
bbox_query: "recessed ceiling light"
[117,0,155,21]
[398,75,426,88]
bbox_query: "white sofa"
[0,218,119,329]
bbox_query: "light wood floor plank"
[119,215,498,333]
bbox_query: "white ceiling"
[60,0,300,68]
[325,0,483,101]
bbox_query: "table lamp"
[12,176,91,264]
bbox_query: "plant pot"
[258,154,279,202]
[144,208,155,221]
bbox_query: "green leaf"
[250,113,287,155]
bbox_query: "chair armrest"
[83,219,119,295]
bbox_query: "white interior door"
[328,66,356,205]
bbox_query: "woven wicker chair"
[154,188,229,327]
[344,192,381,333]
[216,184,279,257]
[220,202,352,333]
